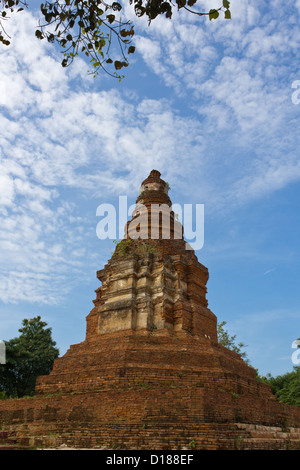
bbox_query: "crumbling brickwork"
[0,170,299,450]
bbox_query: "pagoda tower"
[85,169,216,343]
[0,170,300,450]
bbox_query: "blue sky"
[0,0,299,377]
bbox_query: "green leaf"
[114,60,123,70]
[223,0,230,9]
[114,60,128,70]
[47,33,55,43]
[35,29,43,39]
[128,46,135,54]
[176,0,186,9]
[120,27,134,38]
[44,13,53,23]
[209,9,219,20]
[161,1,172,18]
[112,2,122,11]
[224,9,231,19]
[106,14,115,23]
[99,38,106,48]
[187,0,197,6]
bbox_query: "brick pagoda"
[0,170,300,450]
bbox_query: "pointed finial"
[148,170,161,179]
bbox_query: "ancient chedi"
[1,170,300,450]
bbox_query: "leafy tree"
[261,367,300,407]
[0,316,59,398]
[0,0,231,78]
[259,339,300,406]
[217,320,249,363]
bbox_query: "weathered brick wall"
[34,329,265,396]
[1,380,300,449]
[1,329,300,450]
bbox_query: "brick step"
[0,444,31,450]
[235,437,300,450]
[248,430,300,439]
[0,435,31,446]
[0,428,42,450]
[1,420,299,450]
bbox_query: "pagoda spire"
[125,169,183,243]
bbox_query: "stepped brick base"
[0,330,300,450]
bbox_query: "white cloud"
[0,9,211,304]
[0,173,15,207]
[230,157,300,203]
[0,3,300,307]
[126,0,300,206]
